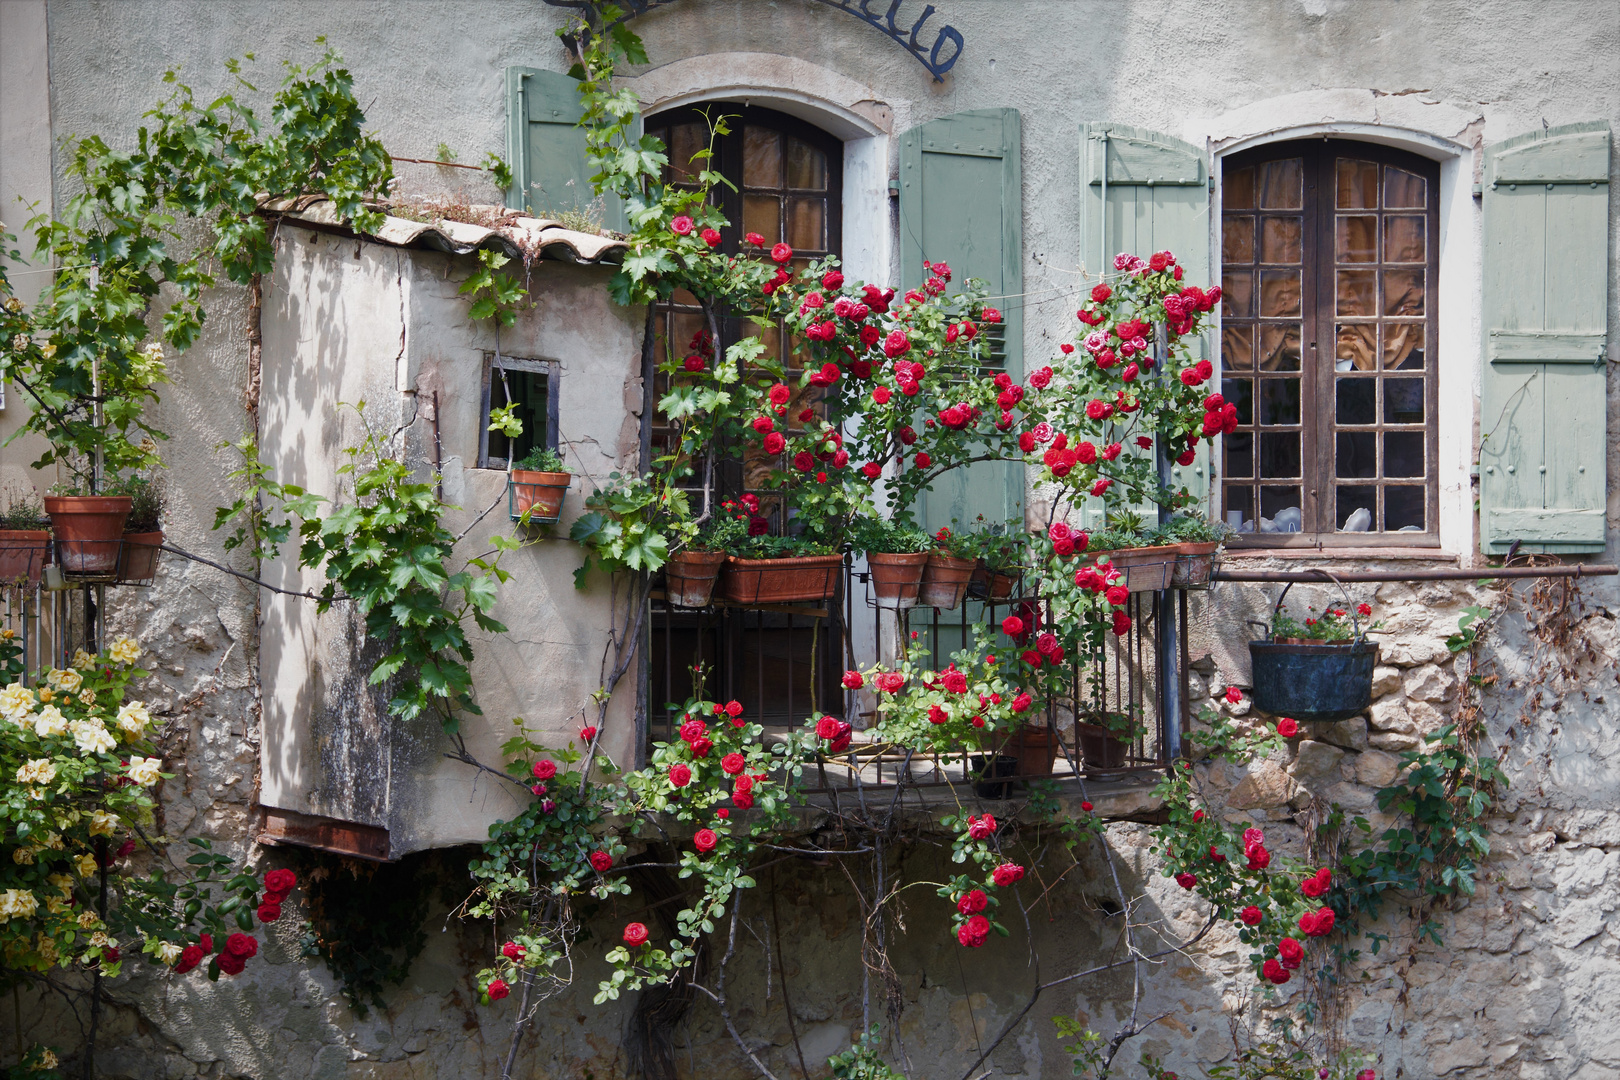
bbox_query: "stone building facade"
[1,1,1618,1077]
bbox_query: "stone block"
[1355,749,1400,788]
[1187,671,1208,701]
[1403,662,1456,703]
[1369,731,1421,751]
[1370,665,1403,697]
[1380,637,1448,667]
[1289,739,1345,782]
[1312,715,1369,752]
[1368,700,1417,734]
[1225,762,1301,810]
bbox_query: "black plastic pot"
[969,754,1019,799]
[1248,639,1379,721]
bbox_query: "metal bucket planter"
[718,554,842,605]
[508,470,571,524]
[866,550,929,610]
[1248,639,1379,721]
[45,495,132,577]
[919,552,975,609]
[665,550,726,607]
[1170,541,1221,588]
[1092,544,1179,593]
[0,530,50,587]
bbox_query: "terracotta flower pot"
[969,562,1019,601]
[999,725,1059,777]
[718,554,842,605]
[1170,541,1221,588]
[866,550,929,610]
[0,529,50,587]
[919,551,975,610]
[509,470,571,523]
[666,549,727,607]
[45,495,132,576]
[1091,543,1180,593]
[1077,723,1131,772]
[116,531,164,584]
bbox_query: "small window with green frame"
[479,354,558,468]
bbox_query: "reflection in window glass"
[1258,159,1304,209]
[1336,431,1376,478]
[1336,159,1379,209]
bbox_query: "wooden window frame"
[477,353,559,470]
[1220,139,1441,549]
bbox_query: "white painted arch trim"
[1191,103,1481,556]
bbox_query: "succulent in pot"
[510,446,572,524]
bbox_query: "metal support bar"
[1212,564,1617,583]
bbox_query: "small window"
[479,354,557,469]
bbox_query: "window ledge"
[1224,546,1457,562]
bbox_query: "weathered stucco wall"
[5,0,1620,1077]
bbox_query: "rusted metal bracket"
[257,806,392,862]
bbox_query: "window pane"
[1259,378,1301,425]
[1261,487,1302,528]
[1258,159,1303,209]
[1335,324,1378,372]
[1223,166,1256,210]
[1223,215,1255,263]
[1335,431,1376,478]
[668,123,706,183]
[1222,271,1255,318]
[1336,216,1377,263]
[1384,168,1426,209]
[1384,323,1424,369]
[1226,485,1255,526]
[1336,377,1376,424]
[1385,485,1425,530]
[787,198,825,250]
[1222,325,1255,370]
[1336,486,1376,531]
[743,195,781,243]
[1259,270,1301,317]
[1336,270,1376,316]
[1384,269,1424,316]
[1259,432,1300,478]
[1224,377,1253,424]
[1259,325,1301,371]
[1384,215,1425,263]
[1383,378,1425,424]
[743,127,782,188]
[784,137,826,190]
[1225,431,1254,478]
[1336,159,1379,209]
[1385,431,1424,477]
[1261,217,1303,264]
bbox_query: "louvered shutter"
[1479,122,1611,554]
[505,67,626,230]
[1078,123,1213,528]
[898,109,1024,534]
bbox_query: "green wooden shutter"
[1078,123,1213,528]
[898,108,1023,535]
[1479,121,1611,554]
[505,67,626,231]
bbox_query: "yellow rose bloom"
[87,810,118,837]
[15,758,56,785]
[0,889,39,921]
[69,718,116,755]
[74,853,97,878]
[33,706,67,738]
[126,757,163,786]
[0,682,35,720]
[11,848,34,865]
[71,648,96,671]
[116,701,152,736]
[108,636,142,665]
[76,910,99,929]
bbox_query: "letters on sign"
[544,0,964,80]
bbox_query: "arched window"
[1220,139,1439,543]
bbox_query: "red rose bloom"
[769,383,791,405]
[694,828,719,853]
[1301,907,1335,936]
[532,759,557,780]
[957,914,991,948]
[872,385,892,405]
[752,416,775,433]
[991,863,1025,887]
[914,452,931,469]
[1175,872,1198,889]
[225,933,258,959]
[1001,615,1024,637]
[764,432,786,455]
[700,227,722,247]
[1301,874,1327,898]
[669,763,692,788]
[174,944,204,973]
[1224,686,1243,704]
[1246,845,1271,871]
[721,752,747,775]
[1276,718,1299,738]
[1080,800,1094,812]
[957,889,988,915]
[1192,810,1204,823]
[823,270,844,289]
[671,215,694,236]
[487,977,510,1000]
[264,869,297,894]
[1029,366,1053,389]
[624,922,650,947]
[590,851,614,872]
[725,700,743,718]
[770,242,793,263]
[862,461,882,480]
[690,737,713,757]
[1278,936,1304,969]
[257,902,283,923]
[579,726,597,742]
[1240,905,1263,926]
[1208,846,1226,864]
[1090,283,1112,303]
[842,670,864,689]
[745,232,766,246]
[1262,958,1291,985]
[502,940,527,960]
[1105,586,1129,607]
[966,814,996,840]
[981,307,1001,324]
[217,951,246,976]
[941,669,969,694]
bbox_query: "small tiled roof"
[259,196,627,265]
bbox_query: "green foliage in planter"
[513,446,568,473]
[118,475,164,532]
[929,525,979,561]
[0,491,48,531]
[829,1026,907,1079]
[1145,514,1233,545]
[850,515,931,555]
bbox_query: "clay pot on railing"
[969,563,1020,601]
[0,530,50,587]
[865,551,929,610]
[718,554,842,606]
[115,531,164,585]
[665,549,727,608]
[1169,541,1221,588]
[508,470,571,524]
[45,495,132,577]
[918,551,975,610]
[1092,544,1180,593]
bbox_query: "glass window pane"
[1335,324,1378,372]
[1384,167,1426,209]
[1335,431,1376,478]
[743,195,781,244]
[1261,217,1303,264]
[1261,487,1303,528]
[1223,166,1256,210]
[1385,431,1424,477]
[1259,432,1300,478]
[1259,378,1301,425]
[1336,159,1379,209]
[1384,215,1425,263]
[1258,159,1303,209]
[1384,269,1424,316]
[1336,486,1377,531]
[1385,485,1425,530]
[1222,215,1255,264]
[1336,216,1378,263]
[784,137,826,190]
[1226,485,1255,529]
[1259,270,1301,317]
[1384,323,1424,369]
[1336,270,1376,316]
[1259,325,1301,371]
[1384,378,1425,424]
[743,127,782,188]
[1225,431,1254,478]
[1222,325,1255,370]
[1336,377,1376,424]
[668,123,706,183]
[1221,271,1255,318]
[1223,377,1253,424]
[787,198,825,250]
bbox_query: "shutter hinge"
[1472,183,1482,198]
[888,179,900,198]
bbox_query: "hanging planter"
[1092,543,1179,593]
[46,495,132,576]
[1248,583,1379,720]
[115,532,164,585]
[918,551,975,610]
[969,562,1020,601]
[508,448,572,524]
[0,530,50,587]
[1170,540,1221,588]
[718,553,842,606]
[866,550,929,609]
[665,549,727,608]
